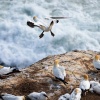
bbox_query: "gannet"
[58,93,70,100]
[93,55,100,70]
[79,74,90,96]
[0,93,25,100]
[0,65,20,78]
[90,81,100,94]
[52,60,68,85]
[27,16,67,38]
[27,91,49,100]
[69,88,81,100]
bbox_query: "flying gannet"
[27,91,49,100]
[93,55,100,70]
[52,59,68,85]
[27,16,67,38]
[69,88,81,100]
[79,74,90,96]
[0,93,25,100]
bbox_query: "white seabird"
[0,93,25,100]
[69,88,81,100]
[27,91,49,100]
[93,55,100,70]
[27,16,67,38]
[79,74,90,96]
[58,93,70,100]
[52,60,67,85]
[0,65,20,76]
[90,81,100,94]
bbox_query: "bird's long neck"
[49,21,54,29]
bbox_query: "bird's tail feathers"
[56,77,68,85]
[0,95,4,100]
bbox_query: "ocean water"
[0,0,100,68]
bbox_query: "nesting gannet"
[90,81,100,94]
[58,93,70,100]
[69,88,81,100]
[27,91,49,100]
[0,93,25,100]
[0,65,20,77]
[27,16,67,38]
[52,60,68,85]
[93,55,100,70]
[79,74,90,96]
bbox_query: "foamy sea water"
[0,0,100,68]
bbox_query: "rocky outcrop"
[0,50,100,100]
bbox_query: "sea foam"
[0,0,100,68]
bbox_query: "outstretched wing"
[50,17,68,19]
[45,17,68,20]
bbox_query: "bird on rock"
[27,91,49,100]
[79,74,90,96]
[0,93,25,100]
[93,55,100,70]
[58,93,70,100]
[69,88,81,100]
[0,65,20,78]
[90,80,100,95]
[52,59,68,85]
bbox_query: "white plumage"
[69,88,81,100]
[58,67,66,78]
[53,60,67,85]
[53,60,66,80]
[58,96,66,100]
[0,93,25,100]
[27,16,67,38]
[33,16,51,28]
[90,81,100,94]
[0,66,15,75]
[93,55,100,70]
[53,66,65,80]
[27,91,48,100]
[58,93,70,100]
[79,74,90,91]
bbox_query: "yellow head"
[0,65,3,69]
[83,74,89,80]
[95,55,99,61]
[54,59,59,66]
[74,88,81,94]
[33,16,37,21]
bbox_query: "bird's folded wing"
[53,69,64,80]
[58,67,66,76]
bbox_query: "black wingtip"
[0,95,4,99]
[27,21,34,28]
[56,20,59,23]
[56,77,68,85]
